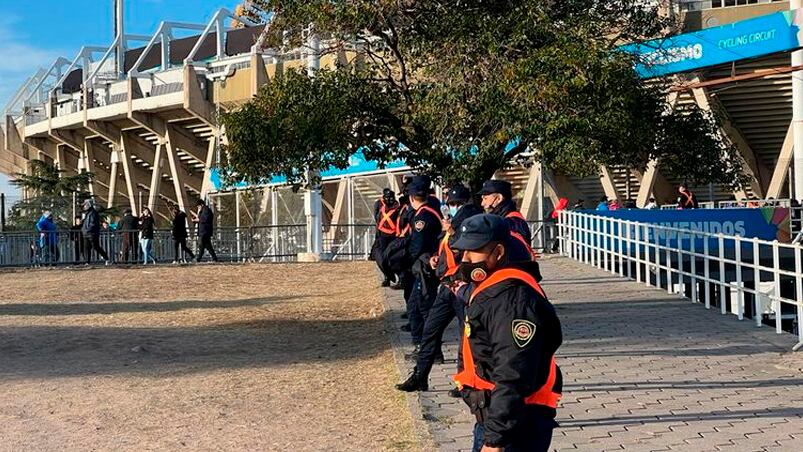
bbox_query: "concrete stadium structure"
[2,0,802,228]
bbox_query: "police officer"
[404,175,442,351]
[478,180,536,262]
[677,184,699,209]
[397,183,483,392]
[373,188,400,286]
[452,214,562,452]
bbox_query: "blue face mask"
[448,205,459,217]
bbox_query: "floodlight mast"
[114,0,126,78]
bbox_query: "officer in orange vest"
[396,183,483,392]
[478,180,536,262]
[452,214,562,452]
[677,184,699,209]
[403,176,443,349]
[373,188,401,286]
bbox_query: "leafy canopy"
[223,0,746,191]
[7,160,93,230]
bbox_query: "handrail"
[558,210,803,352]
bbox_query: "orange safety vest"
[505,212,538,261]
[438,232,458,277]
[453,268,561,409]
[396,205,411,237]
[377,200,399,235]
[680,191,694,208]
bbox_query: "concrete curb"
[378,278,437,452]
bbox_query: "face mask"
[458,261,491,283]
[448,206,459,217]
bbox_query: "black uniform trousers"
[415,285,465,377]
[375,234,396,282]
[408,275,439,345]
[472,415,557,452]
[196,233,218,262]
[84,234,109,263]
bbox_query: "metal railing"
[0,219,564,268]
[0,225,308,267]
[558,210,803,351]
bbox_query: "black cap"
[407,175,431,197]
[477,180,513,199]
[446,184,470,204]
[452,214,510,251]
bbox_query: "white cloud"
[0,15,65,108]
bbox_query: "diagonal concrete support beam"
[691,82,769,197]
[766,122,793,199]
[599,166,622,202]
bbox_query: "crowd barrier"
[558,210,803,351]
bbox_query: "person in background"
[118,208,140,263]
[35,210,58,265]
[70,215,84,263]
[81,199,110,265]
[373,188,401,286]
[478,179,536,262]
[139,207,156,265]
[644,197,659,210]
[678,184,699,209]
[571,199,585,210]
[596,196,609,211]
[169,203,195,263]
[608,199,621,211]
[623,198,637,209]
[193,199,218,263]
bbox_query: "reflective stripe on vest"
[396,205,410,237]
[505,212,538,261]
[453,268,561,409]
[680,191,694,208]
[377,200,399,235]
[416,204,441,219]
[438,232,458,277]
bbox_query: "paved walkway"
[384,256,803,452]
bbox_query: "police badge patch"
[512,319,536,348]
[414,220,426,231]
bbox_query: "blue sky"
[0,0,239,198]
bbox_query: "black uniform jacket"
[464,261,562,446]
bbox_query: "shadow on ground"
[0,299,392,380]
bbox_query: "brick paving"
[384,256,803,451]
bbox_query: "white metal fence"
[558,210,803,351]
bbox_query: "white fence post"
[795,246,803,348]
[665,232,673,294]
[719,234,726,315]
[704,234,711,309]
[773,240,782,334]
[735,235,744,320]
[691,234,698,304]
[635,223,642,283]
[754,240,762,327]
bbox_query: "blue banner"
[622,9,803,78]
[581,207,791,250]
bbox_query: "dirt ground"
[0,262,417,452]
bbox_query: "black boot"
[405,345,420,361]
[448,387,462,398]
[400,312,409,319]
[396,368,428,392]
[381,279,391,287]
[434,350,445,364]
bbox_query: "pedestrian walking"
[70,215,83,263]
[81,199,109,265]
[192,199,218,262]
[35,210,58,265]
[451,214,563,452]
[139,207,156,264]
[169,203,195,263]
[118,208,139,263]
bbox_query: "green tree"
[7,160,93,230]
[223,1,747,191]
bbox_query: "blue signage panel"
[580,208,791,251]
[622,9,803,78]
